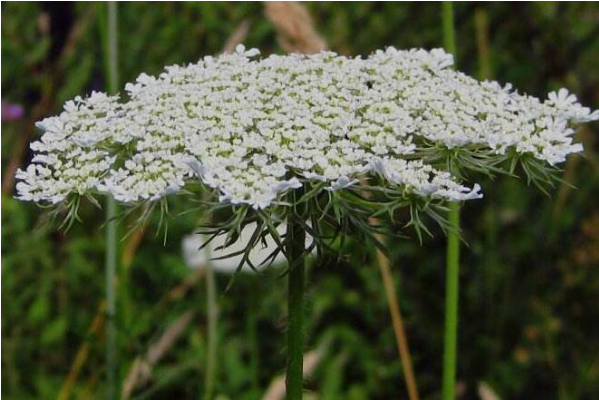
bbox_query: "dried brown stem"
[365,176,420,400]
[121,310,196,399]
[373,235,420,400]
[221,20,251,54]
[58,303,106,400]
[264,1,326,54]
[262,349,322,400]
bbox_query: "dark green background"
[2,2,598,399]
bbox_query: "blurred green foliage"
[2,2,598,399]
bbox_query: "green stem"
[442,203,460,400]
[204,258,218,400]
[442,3,459,400]
[105,196,117,400]
[442,2,457,56]
[106,2,119,93]
[286,201,306,400]
[104,3,119,399]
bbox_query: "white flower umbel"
[16,45,596,211]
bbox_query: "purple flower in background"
[2,101,24,121]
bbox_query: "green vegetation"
[2,2,599,399]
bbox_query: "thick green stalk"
[104,2,119,399]
[286,202,306,400]
[442,2,457,56]
[442,203,460,400]
[441,3,460,400]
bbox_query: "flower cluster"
[16,45,597,210]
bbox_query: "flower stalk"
[286,189,307,400]
[441,3,460,400]
[442,202,460,400]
